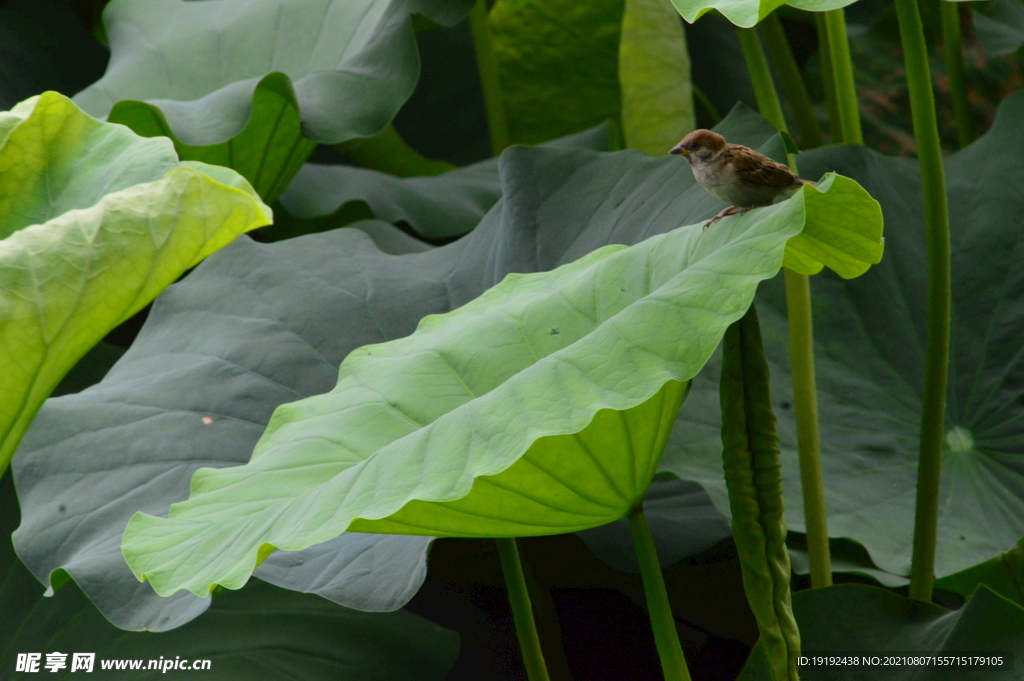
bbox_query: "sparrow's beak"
[669,144,688,156]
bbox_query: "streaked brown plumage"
[669,129,813,227]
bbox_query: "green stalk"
[822,9,863,144]
[495,538,552,681]
[761,14,826,149]
[814,12,842,141]
[894,0,952,605]
[521,555,576,680]
[628,507,692,681]
[783,270,831,589]
[737,25,832,589]
[939,0,974,147]
[469,0,511,155]
[736,28,786,134]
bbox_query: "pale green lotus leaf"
[11,112,753,632]
[122,164,881,598]
[0,91,272,471]
[620,0,695,156]
[671,0,856,28]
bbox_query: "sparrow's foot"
[702,205,743,230]
[701,205,765,230]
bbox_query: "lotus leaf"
[971,0,1024,57]
[670,0,857,29]
[276,123,610,240]
[74,0,474,200]
[619,0,695,156]
[488,0,624,145]
[0,91,271,472]
[120,148,881,597]
[12,221,443,631]
[11,124,610,631]
[663,90,1024,581]
[738,584,1024,680]
[0,476,457,681]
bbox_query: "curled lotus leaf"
[120,150,882,598]
[0,91,271,472]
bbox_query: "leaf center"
[944,426,975,456]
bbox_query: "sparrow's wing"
[728,145,799,187]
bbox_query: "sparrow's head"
[669,129,727,163]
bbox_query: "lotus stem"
[736,27,787,136]
[495,538,552,681]
[469,0,511,155]
[784,269,831,589]
[939,0,975,148]
[822,9,862,144]
[814,12,842,141]
[737,23,832,589]
[628,507,692,681]
[761,14,825,149]
[894,0,952,605]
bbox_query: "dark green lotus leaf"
[663,90,1024,580]
[933,538,1024,607]
[488,0,624,145]
[971,0,1024,57]
[74,0,473,202]
[0,91,272,473]
[0,474,457,681]
[251,533,435,612]
[277,159,496,240]
[12,105,793,627]
[276,124,610,240]
[12,220,449,631]
[738,584,1024,680]
[787,536,910,588]
[790,534,1024,604]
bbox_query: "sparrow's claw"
[701,205,764,230]
[702,205,743,230]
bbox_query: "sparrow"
[669,129,814,228]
